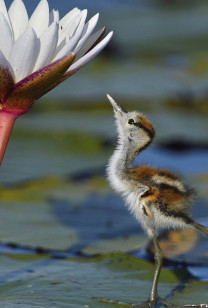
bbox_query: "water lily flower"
[0,0,113,164]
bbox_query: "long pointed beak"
[106,94,127,114]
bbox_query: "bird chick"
[104,94,208,308]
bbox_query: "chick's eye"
[128,119,134,125]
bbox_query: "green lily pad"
[170,279,208,306]
[83,234,147,255]
[0,200,78,250]
[0,253,189,308]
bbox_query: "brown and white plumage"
[128,164,195,229]
[104,94,208,308]
[106,94,196,234]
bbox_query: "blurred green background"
[0,0,208,307]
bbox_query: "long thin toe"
[98,298,136,307]
[98,298,159,308]
[183,304,208,308]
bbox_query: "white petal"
[67,31,113,73]
[59,7,80,34]
[57,13,81,46]
[9,28,40,82]
[0,13,12,58]
[8,0,28,41]
[53,38,66,59]
[33,22,58,72]
[0,48,13,76]
[74,13,99,54]
[49,9,59,25]
[48,12,82,63]
[75,27,105,61]
[73,9,88,39]
[0,0,11,27]
[54,10,87,61]
[0,49,8,67]
[28,0,49,37]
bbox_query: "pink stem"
[0,112,18,165]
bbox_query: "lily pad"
[170,279,208,306]
[0,253,189,308]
